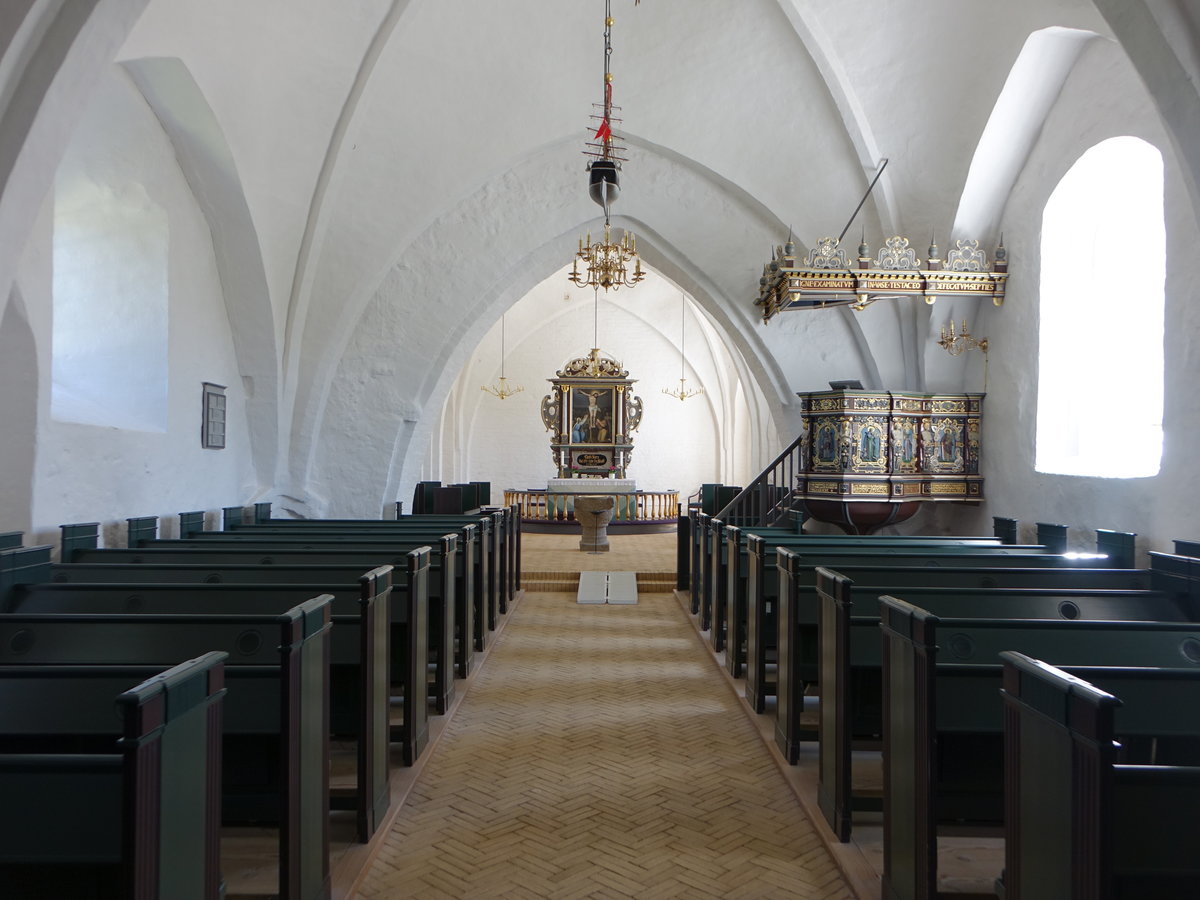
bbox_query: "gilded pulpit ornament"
[754,233,1008,321]
[541,349,643,478]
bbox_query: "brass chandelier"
[937,317,990,391]
[570,224,643,292]
[568,0,645,293]
[663,293,702,401]
[481,314,524,399]
[937,319,988,357]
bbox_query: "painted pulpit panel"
[795,389,983,533]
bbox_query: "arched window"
[53,180,169,434]
[1036,137,1164,478]
[52,180,169,431]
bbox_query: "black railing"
[713,433,806,528]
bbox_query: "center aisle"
[354,585,854,899]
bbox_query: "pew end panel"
[0,652,227,900]
[992,516,1017,545]
[1095,529,1136,569]
[880,603,1200,900]
[816,567,851,841]
[879,596,940,900]
[1173,538,1200,559]
[180,510,206,537]
[1000,652,1200,900]
[0,596,335,900]
[126,516,158,547]
[60,522,100,560]
[392,549,430,766]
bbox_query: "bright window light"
[52,181,168,432]
[1036,137,1164,478]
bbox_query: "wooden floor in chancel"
[351,533,857,899]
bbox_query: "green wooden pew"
[389,505,517,616]
[999,651,1200,900]
[216,508,496,661]
[384,501,517,614]
[723,526,1010,680]
[130,514,480,675]
[0,533,21,551]
[406,482,490,516]
[215,520,467,648]
[0,595,332,900]
[770,560,1170,833]
[814,568,1194,841]
[682,487,752,596]
[1174,538,1200,559]
[694,511,805,632]
[180,526,456,712]
[239,501,507,604]
[879,597,1200,900]
[96,519,458,716]
[753,540,1095,718]
[697,505,998,642]
[0,653,226,900]
[209,508,486,667]
[733,526,1137,712]
[2,543,422,841]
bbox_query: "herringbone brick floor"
[355,587,854,899]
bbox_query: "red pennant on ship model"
[594,81,614,144]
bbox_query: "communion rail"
[504,489,679,525]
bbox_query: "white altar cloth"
[547,478,636,493]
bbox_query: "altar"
[539,348,643,479]
[513,348,676,530]
[548,478,636,494]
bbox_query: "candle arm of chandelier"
[482,376,524,400]
[937,319,988,356]
[662,378,703,401]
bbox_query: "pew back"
[0,596,333,899]
[879,597,1200,900]
[1000,652,1200,900]
[0,652,226,899]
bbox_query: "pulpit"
[794,389,984,533]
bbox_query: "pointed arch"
[953,26,1101,242]
[121,56,279,492]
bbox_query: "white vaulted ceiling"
[3,0,1199,526]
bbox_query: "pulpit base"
[800,499,923,535]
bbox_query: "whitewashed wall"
[12,66,256,548]
[937,37,1200,558]
[427,266,766,506]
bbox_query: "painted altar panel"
[540,349,643,479]
[569,387,615,444]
